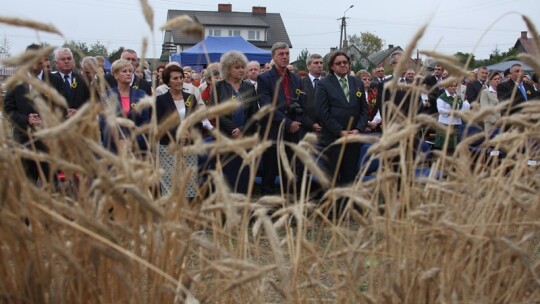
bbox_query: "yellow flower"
[185,95,192,107]
[71,78,77,89]
[526,90,531,95]
[131,103,136,109]
[231,95,237,101]
[356,91,362,98]
[295,88,302,95]
[132,85,139,90]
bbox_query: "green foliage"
[108,46,125,63]
[474,46,519,68]
[61,40,109,67]
[348,32,383,57]
[294,49,309,72]
[454,52,475,68]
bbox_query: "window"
[228,29,240,36]
[208,29,221,36]
[248,30,261,41]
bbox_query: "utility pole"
[338,5,354,49]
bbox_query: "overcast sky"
[2,0,539,63]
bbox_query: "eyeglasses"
[334,60,349,66]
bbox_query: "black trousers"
[324,142,361,187]
[260,132,299,196]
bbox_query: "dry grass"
[1,9,540,304]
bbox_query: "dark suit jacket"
[100,87,150,151]
[155,91,201,145]
[257,66,303,140]
[105,73,152,96]
[465,80,484,103]
[422,75,443,114]
[299,76,320,136]
[316,74,368,146]
[210,80,259,137]
[377,75,422,118]
[497,80,537,114]
[52,71,90,109]
[4,71,65,145]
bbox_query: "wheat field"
[0,7,539,304]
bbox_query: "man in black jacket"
[3,44,65,183]
[52,47,90,115]
[497,63,537,114]
[105,49,152,96]
[465,66,488,104]
[299,53,323,140]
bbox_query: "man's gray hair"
[121,49,137,59]
[247,60,260,68]
[54,47,73,61]
[306,53,322,66]
[271,42,289,56]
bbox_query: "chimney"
[252,6,266,16]
[521,31,528,39]
[388,44,394,49]
[218,3,232,12]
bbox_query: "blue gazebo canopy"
[171,36,271,67]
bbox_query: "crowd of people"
[3,42,538,198]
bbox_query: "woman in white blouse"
[479,71,502,134]
[155,65,212,197]
[435,78,471,150]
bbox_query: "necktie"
[313,78,319,90]
[340,77,349,102]
[518,83,528,100]
[64,74,72,100]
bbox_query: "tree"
[108,47,125,63]
[475,46,519,68]
[454,52,475,68]
[88,41,108,57]
[0,36,11,55]
[294,48,309,72]
[61,40,110,66]
[348,32,383,58]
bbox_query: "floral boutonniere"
[71,78,78,89]
[132,84,139,90]
[184,95,192,107]
[356,90,362,98]
[295,88,306,98]
[369,98,377,109]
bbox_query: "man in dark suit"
[299,53,323,139]
[316,51,368,187]
[257,42,303,195]
[422,64,444,115]
[377,51,422,119]
[465,66,488,104]
[497,63,538,114]
[372,65,386,83]
[52,47,90,115]
[105,49,152,96]
[3,44,65,183]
